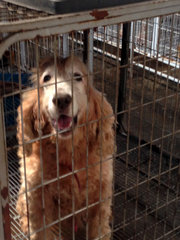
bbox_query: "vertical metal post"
[88,29,94,74]
[0,98,11,240]
[151,17,159,56]
[20,41,26,70]
[83,29,94,83]
[83,30,88,64]
[63,33,69,58]
[117,22,131,131]
[129,22,134,79]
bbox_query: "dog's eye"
[43,75,51,82]
[73,73,82,82]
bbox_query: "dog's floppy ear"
[32,93,46,135]
[88,86,114,141]
[17,89,45,156]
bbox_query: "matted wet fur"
[16,56,114,240]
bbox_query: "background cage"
[0,0,180,239]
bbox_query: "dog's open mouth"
[52,114,77,135]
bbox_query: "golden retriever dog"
[16,56,114,240]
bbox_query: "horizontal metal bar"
[134,61,180,83]
[93,44,180,83]
[0,0,180,58]
[93,34,180,69]
[1,0,180,32]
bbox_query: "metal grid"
[0,1,49,21]
[0,1,180,240]
[96,15,180,75]
[96,15,180,60]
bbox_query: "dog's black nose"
[52,94,72,111]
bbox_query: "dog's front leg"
[29,185,63,240]
[17,184,57,240]
[88,200,112,240]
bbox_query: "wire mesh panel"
[0,1,180,240]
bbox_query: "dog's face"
[39,57,88,138]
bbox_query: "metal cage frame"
[0,0,180,239]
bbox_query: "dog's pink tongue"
[58,115,72,130]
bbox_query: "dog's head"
[34,56,89,138]
[17,56,114,156]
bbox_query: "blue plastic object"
[0,73,30,127]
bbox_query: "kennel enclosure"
[0,0,180,239]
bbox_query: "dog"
[16,56,114,240]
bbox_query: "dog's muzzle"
[51,94,78,135]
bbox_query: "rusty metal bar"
[0,98,11,240]
[0,195,5,240]
[1,0,180,33]
[1,1,180,58]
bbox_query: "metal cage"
[0,0,180,239]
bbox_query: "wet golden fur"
[16,56,114,240]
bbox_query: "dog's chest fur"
[35,137,103,213]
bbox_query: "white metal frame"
[0,0,180,58]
